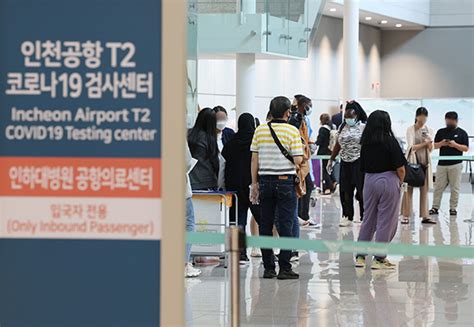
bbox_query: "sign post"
[0,0,186,325]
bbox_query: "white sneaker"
[251,247,262,257]
[339,217,352,227]
[308,218,321,229]
[290,252,300,262]
[185,263,201,278]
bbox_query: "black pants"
[298,174,314,221]
[229,192,261,226]
[229,189,261,253]
[322,159,336,192]
[340,159,364,221]
[259,175,297,271]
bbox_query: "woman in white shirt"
[401,107,436,224]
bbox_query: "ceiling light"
[365,17,372,21]
[380,20,388,24]
[395,23,403,28]
[329,8,337,12]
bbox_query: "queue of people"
[185,97,470,278]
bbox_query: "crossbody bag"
[267,122,306,198]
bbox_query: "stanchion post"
[226,226,245,327]
[319,158,323,191]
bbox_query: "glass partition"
[196,0,325,58]
[187,0,199,128]
[265,0,325,57]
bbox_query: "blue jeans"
[185,198,195,263]
[274,207,299,239]
[259,175,297,271]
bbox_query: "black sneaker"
[429,208,439,215]
[263,269,277,279]
[277,269,299,280]
[240,253,249,263]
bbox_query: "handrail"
[187,231,474,259]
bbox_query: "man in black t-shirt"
[430,112,469,216]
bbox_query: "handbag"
[404,148,426,187]
[404,163,426,187]
[268,122,306,198]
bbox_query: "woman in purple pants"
[355,110,407,270]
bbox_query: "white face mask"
[216,121,227,130]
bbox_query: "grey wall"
[381,27,474,98]
[430,0,474,26]
[309,16,382,103]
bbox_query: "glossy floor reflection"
[186,183,474,326]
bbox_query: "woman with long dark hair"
[328,101,368,227]
[401,107,436,224]
[188,108,219,190]
[355,110,406,270]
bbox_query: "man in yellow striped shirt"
[250,96,304,280]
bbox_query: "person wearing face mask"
[213,106,235,146]
[430,112,469,216]
[286,95,316,260]
[213,106,235,189]
[401,107,436,225]
[291,96,315,223]
[328,101,368,227]
[250,96,304,280]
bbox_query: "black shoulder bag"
[404,148,426,187]
[268,122,294,164]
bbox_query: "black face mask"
[446,124,456,130]
[290,105,298,112]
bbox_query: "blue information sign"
[0,0,163,325]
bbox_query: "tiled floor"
[186,183,474,326]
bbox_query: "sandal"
[450,209,457,216]
[401,217,409,224]
[422,218,437,224]
[429,208,439,215]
